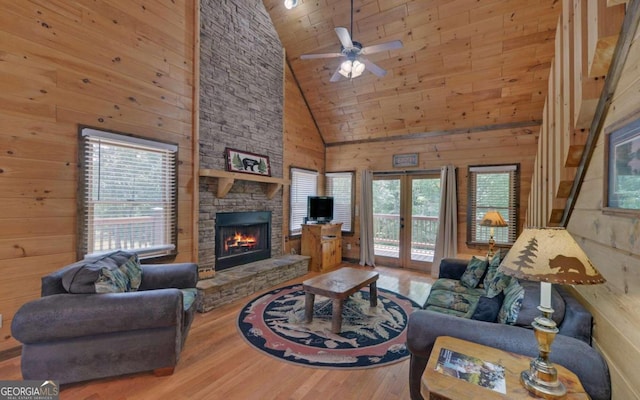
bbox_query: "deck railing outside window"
[373,213,439,255]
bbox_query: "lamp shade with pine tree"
[498,227,605,285]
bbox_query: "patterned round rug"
[237,283,420,369]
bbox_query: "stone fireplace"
[215,211,271,271]
[195,0,310,312]
[198,0,285,279]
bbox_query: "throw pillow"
[118,253,142,291]
[483,250,511,298]
[62,250,135,294]
[460,256,489,288]
[498,279,525,324]
[470,292,505,322]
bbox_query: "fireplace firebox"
[215,211,271,271]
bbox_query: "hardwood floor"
[0,264,434,400]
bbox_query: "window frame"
[603,117,640,216]
[78,126,178,261]
[326,171,355,233]
[466,163,519,249]
[289,167,318,236]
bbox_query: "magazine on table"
[434,347,507,394]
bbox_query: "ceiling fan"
[299,0,403,82]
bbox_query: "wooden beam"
[561,0,640,227]
[325,120,542,147]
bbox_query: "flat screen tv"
[307,196,334,224]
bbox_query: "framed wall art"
[392,153,419,168]
[605,117,640,214]
[225,148,271,177]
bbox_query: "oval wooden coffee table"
[302,267,379,333]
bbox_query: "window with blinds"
[467,164,519,246]
[326,171,354,232]
[79,127,178,259]
[290,167,318,235]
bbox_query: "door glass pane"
[373,178,400,259]
[410,177,440,262]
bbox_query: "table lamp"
[498,227,605,399]
[480,210,508,257]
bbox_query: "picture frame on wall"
[604,117,640,214]
[392,153,419,168]
[225,148,271,177]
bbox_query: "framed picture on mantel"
[225,148,271,177]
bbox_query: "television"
[307,196,334,224]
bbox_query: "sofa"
[11,250,198,384]
[407,257,611,400]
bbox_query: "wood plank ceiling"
[263,0,562,145]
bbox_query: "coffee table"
[421,336,588,400]
[302,267,379,333]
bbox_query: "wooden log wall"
[326,125,539,268]
[282,62,326,255]
[568,12,640,400]
[527,0,640,398]
[0,0,197,354]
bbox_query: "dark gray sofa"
[407,258,611,400]
[11,260,198,384]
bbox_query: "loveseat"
[11,251,198,384]
[407,257,611,400]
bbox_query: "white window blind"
[326,172,354,232]
[468,164,519,246]
[290,167,318,235]
[80,127,178,259]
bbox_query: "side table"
[421,336,589,400]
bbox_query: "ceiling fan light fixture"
[284,0,298,9]
[352,60,365,77]
[338,59,365,79]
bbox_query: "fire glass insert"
[215,211,271,271]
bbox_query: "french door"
[372,172,441,271]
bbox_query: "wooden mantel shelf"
[199,169,288,199]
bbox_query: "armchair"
[11,253,198,385]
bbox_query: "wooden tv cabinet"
[301,223,343,272]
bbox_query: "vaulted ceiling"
[263,0,562,145]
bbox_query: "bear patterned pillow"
[460,256,489,288]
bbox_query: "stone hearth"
[196,255,309,312]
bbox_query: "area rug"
[237,283,420,369]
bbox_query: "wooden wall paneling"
[282,62,325,255]
[566,6,640,397]
[544,66,553,226]
[550,16,564,225]
[558,0,577,200]
[587,0,626,77]
[573,0,606,130]
[0,0,195,353]
[606,36,640,122]
[326,126,539,257]
[191,0,199,261]
[606,0,628,6]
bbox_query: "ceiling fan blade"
[335,27,354,49]
[360,40,403,55]
[300,52,344,60]
[329,65,343,82]
[360,57,387,77]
